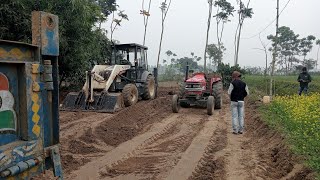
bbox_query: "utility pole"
[270,0,279,97]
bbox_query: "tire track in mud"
[60,112,114,174]
[60,88,174,175]
[98,108,210,180]
[67,113,183,179]
[188,101,228,180]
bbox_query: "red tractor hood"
[186,73,206,83]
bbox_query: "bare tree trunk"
[234,22,240,65]
[270,0,279,97]
[265,50,268,76]
[157,19,165,69]
[316,45,320,69]
[156,0,171,69]
[219,22,225,46]
[235,23,243,65]
[142,0,152,46]
[216,7,221,53]
[204,0,213,72]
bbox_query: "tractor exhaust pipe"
[185,65,189,81]
[153,68,158,98]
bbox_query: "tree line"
[1,0,119,88]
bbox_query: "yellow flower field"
[269,94,320,176]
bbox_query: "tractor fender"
[141,71,152,82]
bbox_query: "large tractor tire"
[207,96,214,115]
[212,81,223,109]
[142,75,156,100]
[123,84,139,107]
[172,94,180,113]
[178,82,186,97]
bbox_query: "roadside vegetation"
[244,75,320,179]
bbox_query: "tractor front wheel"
[207,96,214,115]
[172,94,180,113]
[123,84,139,107]
[212,81,223,109]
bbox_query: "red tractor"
[172,65,223,115]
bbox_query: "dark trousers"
[298,86,308,95]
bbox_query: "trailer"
[0,11,63,179]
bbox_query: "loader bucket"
[60,91,124,113]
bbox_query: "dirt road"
[55,87,314,180]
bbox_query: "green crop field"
[245,75,320,96]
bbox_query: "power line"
[241,0,293,40]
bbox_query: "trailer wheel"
[212,81,223,109]
[207,96,214,115]
[142,75,156,100]
[172,94,180,113]
[123,84,139,107]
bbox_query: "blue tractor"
[0,11,63,179]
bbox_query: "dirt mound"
[79,128,98,144]
[95,88,172,146]
[62,154,90,174]
[68,140,104,154]
[59,111,96,124]
[244,104,316,180]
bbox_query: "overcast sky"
[102,0,319,67]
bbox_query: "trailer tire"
[212,81,223,109]
[142,75,156,100]
[172,94,180,113]
[207,96,214,115]
[123,84,139,107]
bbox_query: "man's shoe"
[232,131,238,135]
[238,131,243,134]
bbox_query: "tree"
[165,50,173,64]
[316,39,320,69]
[207,43,225,67]
[175,57,199,73]
[257,33,269,76]
[268,26,300,74]
[234,0,253,65]
[217,63,246,88]
[214,0,234,54]
[303,59,316,70]
[97,0,117,29]
[141,0,152,46]
[0,0,118,88]
[204,0,214,71]
[157,0,172,69]
[0,0,33,42]
[299,35,316,63]
[110,9,129,42]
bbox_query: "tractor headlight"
[193,84,201,88]
[185,84,201,88]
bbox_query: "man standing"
[297,67,312,95]
[227,71,249,134]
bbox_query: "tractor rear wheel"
[142,75,156,100]
[207,96,214,115]
[123,84,139,107]
[172,94,180,113]
[212,81,223,109]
